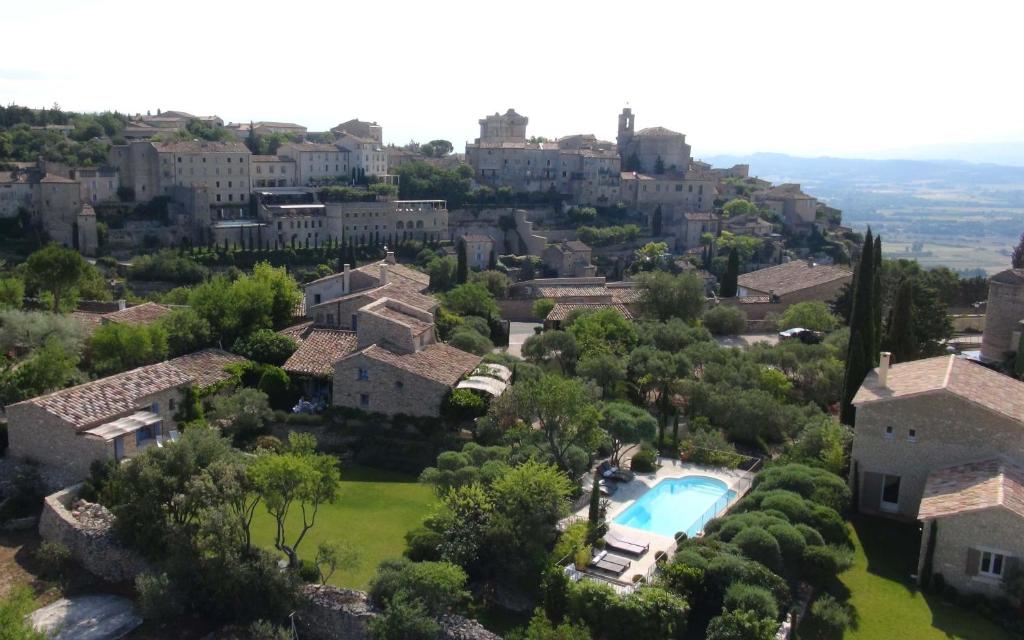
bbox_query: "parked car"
[778,327,823,344]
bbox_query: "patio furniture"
[597,461,634,483]
[598,479,617,496]
[605,531,650,556]
[589,550,630,575]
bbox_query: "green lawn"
[831,516,1015,640]
[251,464,438,590]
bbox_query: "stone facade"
[918,508,1024,599]
[278,142,350,185]
[71,166,120,205]
[251,155,297,188]
[39,485,152,584]
[5,387,183,482]
[617,108,692,173]
[980,269,1024,363]
[851,393,1024,518]
[333,351,451,417]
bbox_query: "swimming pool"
[613,475,736,538]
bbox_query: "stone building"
[335,133,388,179]
[70,166,120,205]
[542,240,596,278]
[754,183,817,229]
[679,212,720,250]
[331,119,383,143]
[477,110,528,143]
[980,268,1024,364]
[277,142,350,185]
[850,354,1024,600]
[460,234,495,270]
[251,155,297,188]
[736,260,851,303]
[333,342,481,417]
[4,349,245,482]
[617,107,691,174]
[917,459,1024,600]
[850,354,1024,519]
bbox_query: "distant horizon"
[3,0,1022,165]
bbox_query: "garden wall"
[296,585,502,640]
[38,484,153,584]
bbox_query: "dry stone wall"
[38,485,152,584]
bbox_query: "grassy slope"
[836,516,1014,640]
[250,464,438,590]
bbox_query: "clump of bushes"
[630,444,658,472]
[702,305,747,336]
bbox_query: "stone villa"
[850,353,1024,599]
[4,349,246,482]
[281,253,483,416]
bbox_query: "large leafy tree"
[249,433,341,567]
[629,347,690,447]
[522,330,579,375]
[514,375,602,474]
[637,271,706,322]
[567,307,637,358]
[89,321,169,376]
[602,402,657,466]
[443,283,499,320]
[24,244,88,312]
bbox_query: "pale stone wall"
[327,200,448,245]
[333,353,449,417]
[34,181,82,248]
[39,485,153,584]
[851,393,1024,517]
[312,294,375,329]
[919,509,1024,599]
[158,148,251,210]
[252,157,297,188]
[0,182,32,218]
[981,278,1024,362]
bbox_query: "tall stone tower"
[617,107,635,149]
[980,268,1024,364]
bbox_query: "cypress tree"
[588,473,602,530]
[456,239,468,284]
[652,205,663,236]
[841,329,866,424]
[872,234,883,364]
[720,247,739,297]
[884,277,917,363]
[841,229,877,424]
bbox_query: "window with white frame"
[884,425,894,439]
[980,550,1006,578]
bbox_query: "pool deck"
[571,457,757,581]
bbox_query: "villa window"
[907,429,917,442]
[151,402,160,414]
[360,393,370,407]
[979,550,1006,578]
[136,426,152,445]
[395,381,404,390]
[884,426,894,439]
[314,294,322,304]
[168,399,175,412]
[357,368,369,381]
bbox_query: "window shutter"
[861,471,883,511]
[1003,556,1019,579]
[965,548,980,576]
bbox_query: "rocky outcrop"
[38,484,153,584]
[295,585,502,640]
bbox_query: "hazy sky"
[3,0,1022,160]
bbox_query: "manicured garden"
[819,516,1015,640]
[250,464,437,590]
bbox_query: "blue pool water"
[613,476,736,538]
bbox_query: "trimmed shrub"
[756,490,812,523]
[257,366,295,411]
[767,522,807,564]
[795,523,826,547]
[733,528,783,573]
[801,545,853,587]
[754,464,851,512]
[723,583,779,620]
[808,593,851,639]
[702,305,747,336]
[807,504,850,545]
[630,445,658,472]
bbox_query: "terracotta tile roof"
[546,303,633,322]
[39,174,77,184]
[283,329,358,377]
[355,261,430,288]
[991,269,1024,285]
[18,362,192,430]
[155,141,250,154]
[359,343,481,386]
[102,302,172,326]
[369,304,433,333]
[312,281,437,313]
[919,459,1024,519]
[167,349,247,389]
[636,126,682,137]
[853,355,1024,423]
[72,311,105,332]
[279,321,314,342]
[737,260,851,297]
[611,287,643,304]
[537,286,613,299]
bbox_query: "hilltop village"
[1,103,1023,640]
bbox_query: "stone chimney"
[878,352,892,388]
[379,263,389,285]
[385,250,396,265]
[343,264,351,294]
